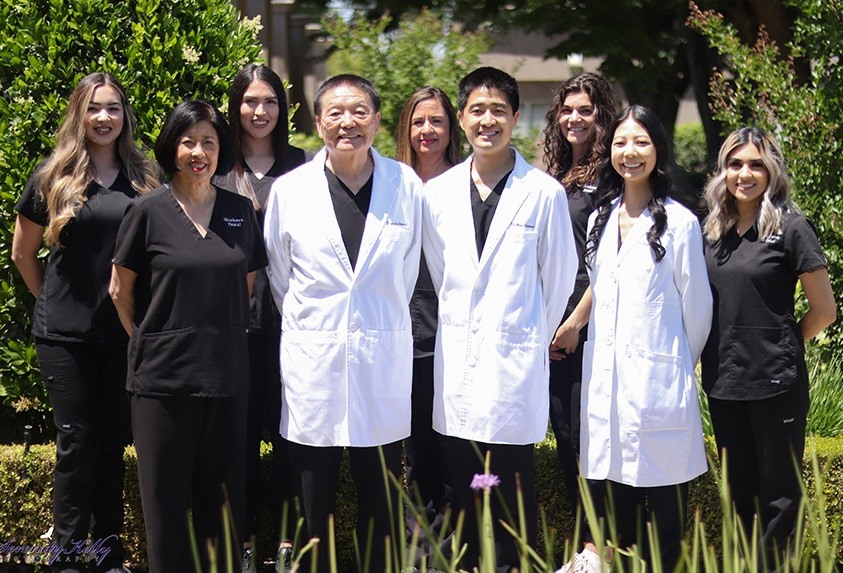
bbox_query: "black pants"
[709,389,808,569]
[36,339,130,573]
[548,340,583,513]
[132,394,247,573]
[404,356,451,546]
[245,330,295,542]
[290,440,403,573]
[585,479,689,572]
[440,435,537,571]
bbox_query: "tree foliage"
[688,0,843,349]
[324,9,490,156]
[0,0,263,439]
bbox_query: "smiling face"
[557,90,596,155]
[610,117,657,186]
[174,120,219,184]
[239,80,280,142]
[315,84,380,156]
[410,98,450,164]
[84,84,124,150]
[725,143,769,210]
[459,87,519,157]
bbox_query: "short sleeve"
[784,215,826,275]
[15,171,49,227]
[112,201,149,273]
[247,206,268,272]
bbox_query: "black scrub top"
[214,146,306,331]
[563,183,596,322]
[470,169,512,258]
[15,167,137,344]
[113,185,267,397]
[701,210,827,401]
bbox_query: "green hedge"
[0,437,841,570]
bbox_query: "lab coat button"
[468,356,476,367]
[605,337,613,346]
[471,323,479,333]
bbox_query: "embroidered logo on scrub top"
[762,232,782,243]
[771,379,781,384]
[223,217,244,228]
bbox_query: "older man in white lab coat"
[422,67,576,570]
[263,74,422,573]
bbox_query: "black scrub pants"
[404,355,451,548]
[245,330,295,543]
[36,339,130,573]
[290,440,403,573]
[548,339,584,513]
[586,479,689,573]
[440,435,537,572]
[132,394,246,573]
[708,388,808,570]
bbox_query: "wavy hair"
[395,86,461,170]
[227,64,291,208]
[703,126,794,241]
[585,105,673,266]
[33,72,158,247]
[542,73,618,192]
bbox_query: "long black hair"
[584,105,673,267]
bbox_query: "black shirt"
[701,211,827,400]
[563,183,596,321]
[470,170,513,258]
[113,185,267,397]
[15,168,137,344]
[326,167,374,270]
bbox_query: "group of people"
[10,62,835,573]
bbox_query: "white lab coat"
[263,148,422,447]
[581,196,712,487]
[422,150,576,445]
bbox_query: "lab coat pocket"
[725,325,799,395]
[625,344,687,430]
[280,329,341,400]
[132,327,196,392]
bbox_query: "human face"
[84,85,124,149]
[725,143,769,209]
[459,87,519,157]
[610,117,657,186]
[410,98,450,163]
[239,80,280,141]
[174,121,219,183]
[316,84,380,155]
[557,91,596,154]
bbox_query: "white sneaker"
[242,547,258,573]
[555,548,605,573]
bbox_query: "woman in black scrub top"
[701,127,836,569]
[11,72,159,573]
[110,101,266,573]
[215,64,306,572]
[541,72,617,512]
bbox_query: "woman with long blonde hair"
[11,72,158,573]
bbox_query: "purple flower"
[470,473,501,492]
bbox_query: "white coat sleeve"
[263,179,293,315]
[421,185,446,295]
[673,217,713,362]
[539,185,577,344]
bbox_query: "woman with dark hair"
[11,72,158,573]
[216,64,307,573]
[562,106,712,573]
[702,127,835,569]
[110,100,266,573]
[394,86,460,553]
[541,72,617,513]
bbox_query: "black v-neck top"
[113,184,267,396]
[470,169,512,258]
[326,167,374,270]
[16,167,138,344]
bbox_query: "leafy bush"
[0,0,264,437]
[674,122,709,191]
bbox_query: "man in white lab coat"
[263,74,422,572]
[422,67,576,570]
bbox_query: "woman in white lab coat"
[569,105,712,573]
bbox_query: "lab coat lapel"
[355,149,398,275]
[478,152,530,269]
[616,204,652,266]
[307,149,354,276]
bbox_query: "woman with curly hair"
[561,106,712,573]
[11,72,159,573]
[701,127,835,569]
[542,73,617,513]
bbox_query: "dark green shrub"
[674,122,709,191]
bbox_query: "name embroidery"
[223,217,244,228]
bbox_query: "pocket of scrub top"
[725,325,798,394]
[133,327,196,391]
[624,344,688,430]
